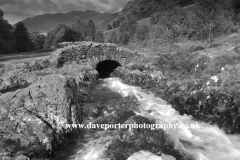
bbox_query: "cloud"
[0,0,130,24]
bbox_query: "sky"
[0,0,131,25]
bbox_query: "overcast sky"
[0,0,130,24]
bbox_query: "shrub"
[119,32,130,45]
[43,24,81,49]
[191,0,234,47]
[31,34,46,50]
[135,23,150,41]
[95,30,104,43]
[86,19,96,41]
[106,23,112,30]
[109,31,118,44]
[156,50,210,80]
[72,16,85,41]
[128,63,146,71]
[119,15,137,45]
[149,25,178,54]
[205,54,240,75]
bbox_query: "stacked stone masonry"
[56,41,139,68]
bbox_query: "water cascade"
[72,77,240,160]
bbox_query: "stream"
[53,77,240,160]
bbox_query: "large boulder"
[105,115,191,160]
[0,74,83,159]
[163,64,240,134]
[112,67,163,89]
[39,58,51,69]
[83,70,98,81]
[169,85,240,134]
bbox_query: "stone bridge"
[55,41,140,69]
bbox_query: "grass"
[154,49,210,80]
[126,32,240,81]
[54,63,92,78]
[204,52,240,75]
[154,47,240,82]
[0,62,28,76]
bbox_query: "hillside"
[103,2,196,42]
[103,0,195,27]
[20,10,114,33]
[103,17,150,42]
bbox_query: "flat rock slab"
[0,69,39,93]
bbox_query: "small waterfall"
[102,77,240,160]
[72,77,240,160]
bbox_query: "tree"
[106,23,112,30]
[150,0,179,25]
[95,30,104,43]
[192,0,234,47]
[86,19,96,41]
[0,9,16,54]
[119,32,130,45]
[119,15,137,37]
[148,1,192,53]
[112,20,118,28]
[119,15,137,44]
[109,31,118,44]
[232,0,240,23]
[43,24,80,49]
[233,0,240,14]
[112,16,125,29]
[0,9,3,18]
[32,34,46,50]
[72,16,85,41]
[150,25,177,54]
[14,22,34,52]
[136,23,150,41]
[149,0,189,35]
[63,28,82,42]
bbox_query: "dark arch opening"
[96,60,121,79]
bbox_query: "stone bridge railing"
[55,41,140,69]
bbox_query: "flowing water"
[70,77,240,160]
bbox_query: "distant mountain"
[20,10,114,33]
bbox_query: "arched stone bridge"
[55,41,140,69]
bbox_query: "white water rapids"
[73,77,240,160]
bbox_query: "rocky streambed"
[1,64,240,160]
[0,66,176,160]
[1,42,240,160]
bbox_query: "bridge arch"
[96,60,121,78]
[87,54,127,69]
